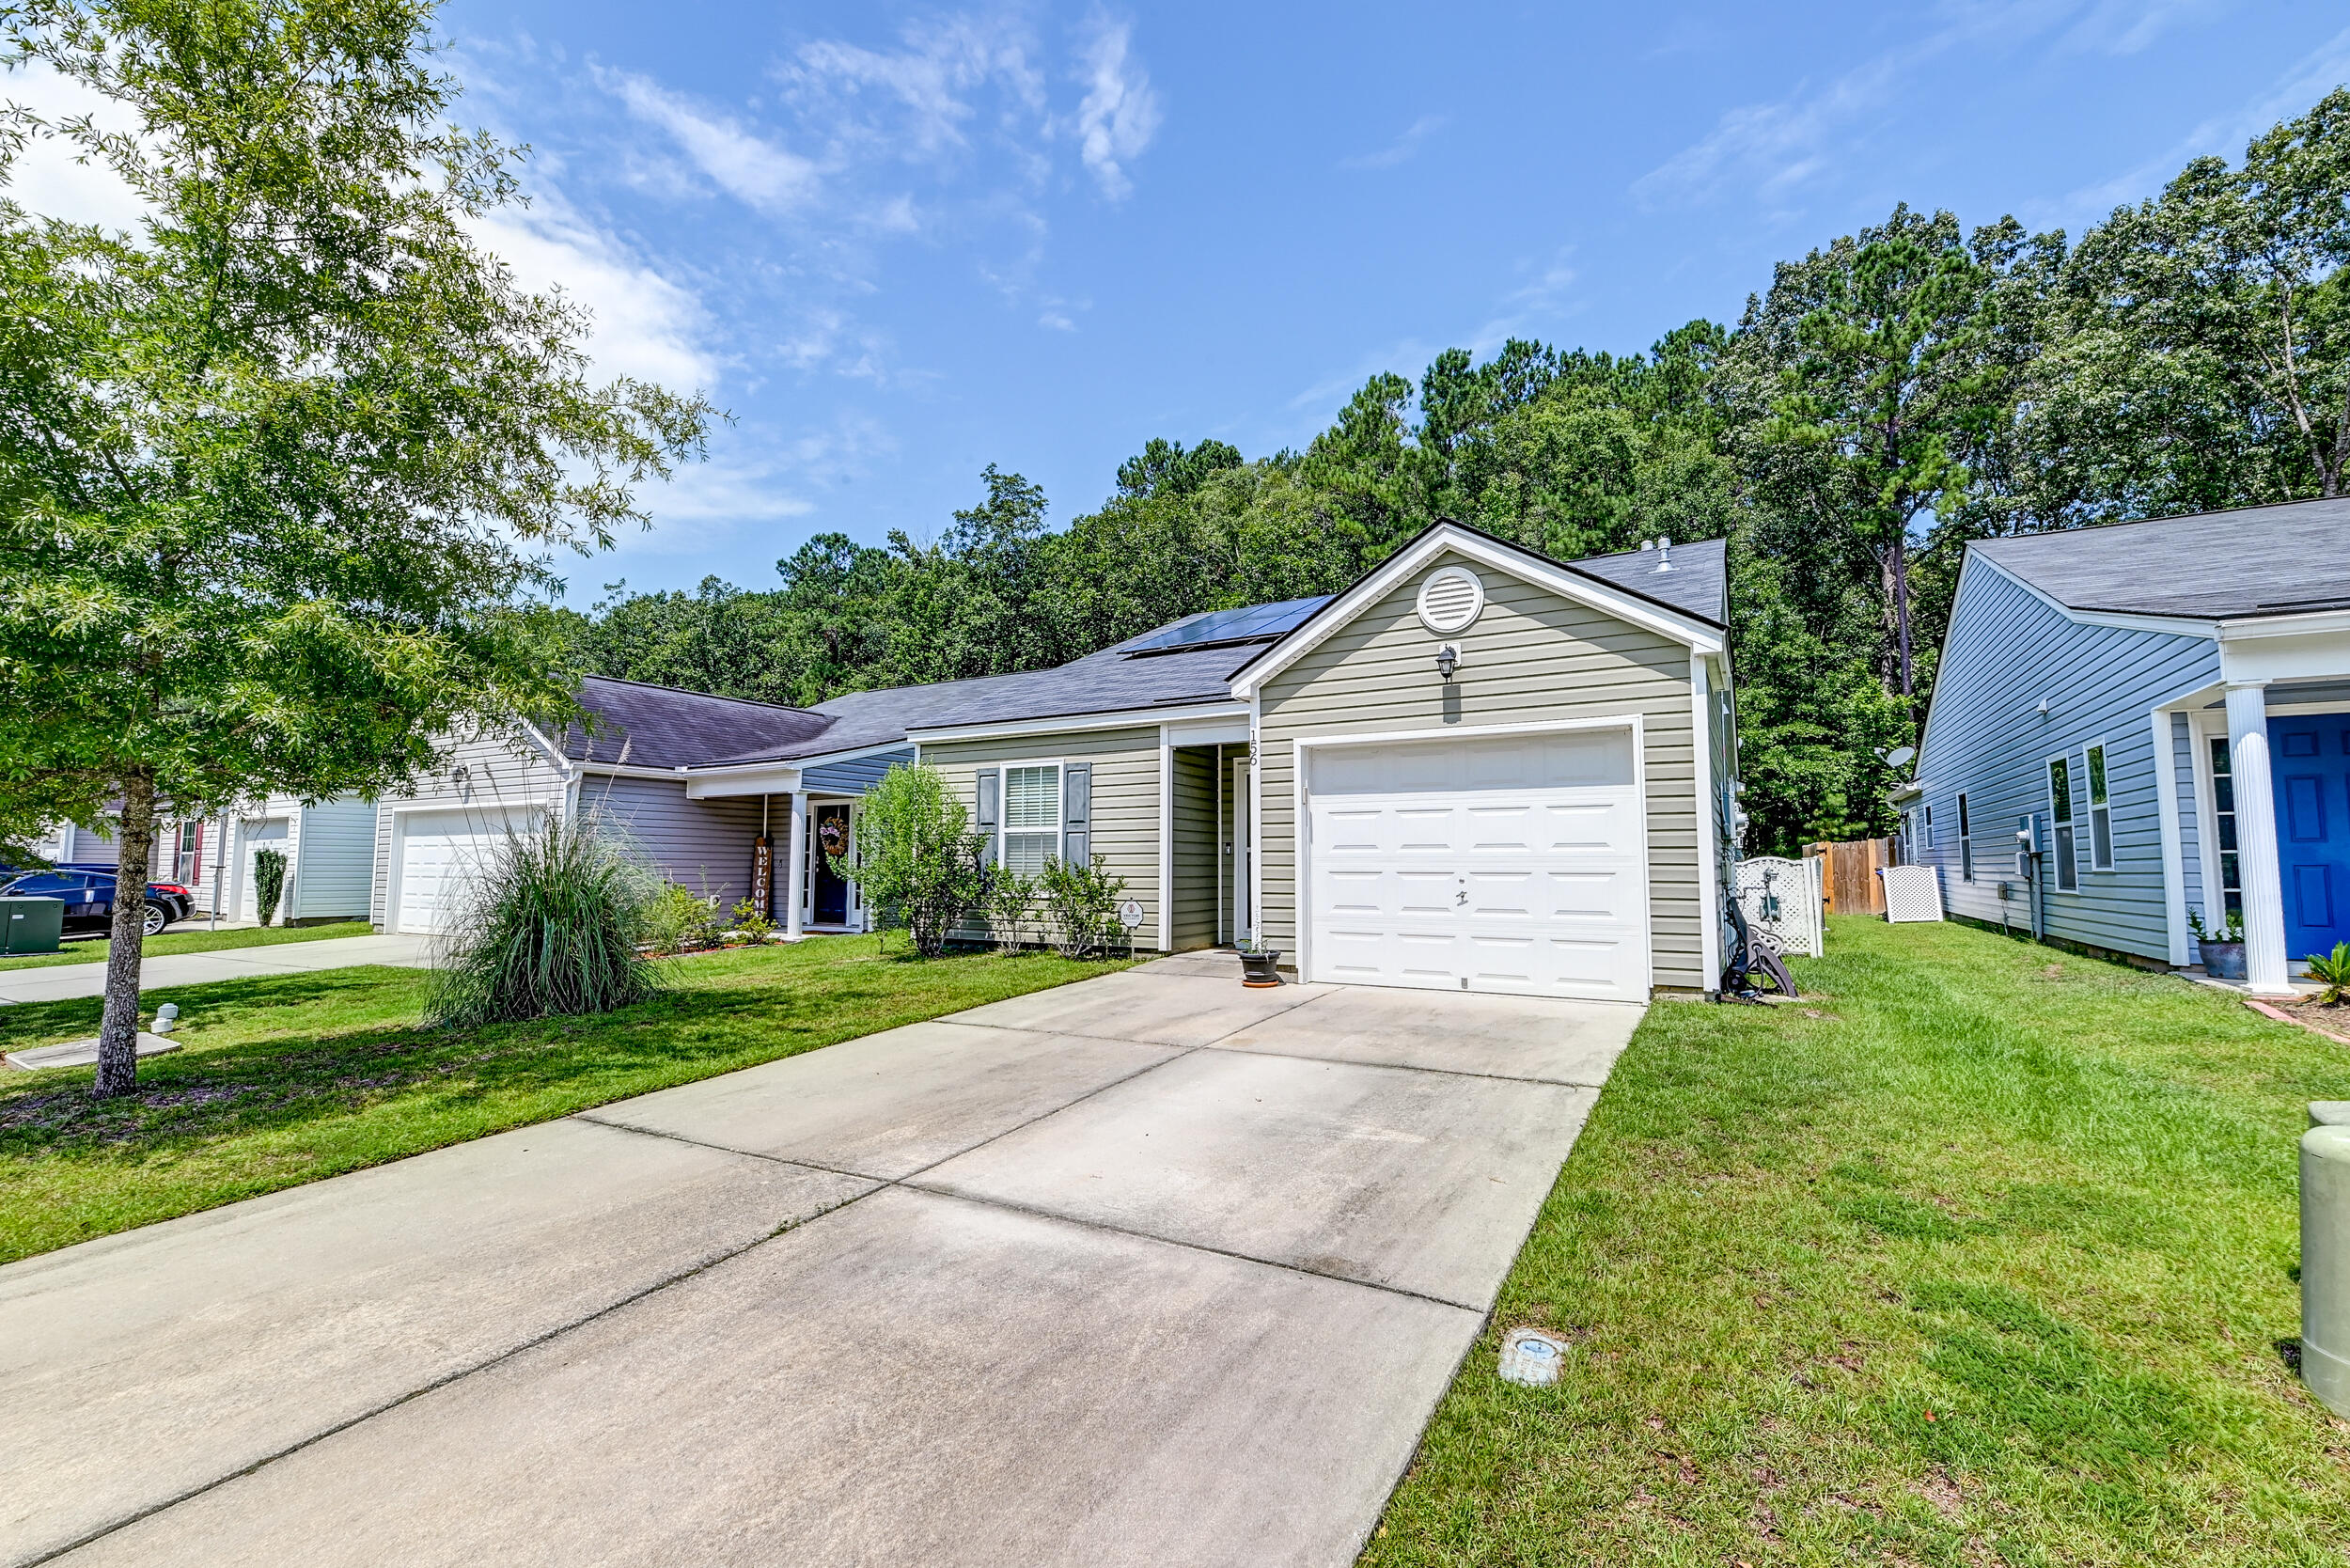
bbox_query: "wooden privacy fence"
[1805,838,1897,917]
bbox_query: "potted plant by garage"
[1235,941,1282,988]
[2190,906,2247,980]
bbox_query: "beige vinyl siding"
[369,732,569,929]
[1170,747,1217,949]
[1255,548,1705,990]
[921,726,1164,947]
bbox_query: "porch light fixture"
[1435,642,1461,682]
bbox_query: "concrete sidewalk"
[0,933,430,1008]
[3,958,1642,1567]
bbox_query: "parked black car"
[0,870,196,937]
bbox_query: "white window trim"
[2046,753,2079,893]
[2084,738,2115,871]
[996,758,1065,878]
[1955,791,1974,882]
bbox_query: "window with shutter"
[1002,763,1061,876]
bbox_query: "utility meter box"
[0,896,63,954]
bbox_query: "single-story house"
[374,520,1736,1000]
[1898,497,2350,994]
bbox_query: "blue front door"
[2270,715,2350,963]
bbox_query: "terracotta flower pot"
[1239,949,1282,988]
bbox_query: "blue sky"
[20,3,2350,599]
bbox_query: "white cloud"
[1,60,151,233]
[599,69,819,214]
[473,193,719,391]
[789,18,1041,160]
[1631,1,2236,213]
[2048,23,2350,222]
[1073,18,1160,199]
[1340,114,1446,172]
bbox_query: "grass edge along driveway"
[0,935,1131,1264]
[0,919,378,973]
[1366,916,2350,1568]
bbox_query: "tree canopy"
[0,0,710,1092]
[544,90,2350,857]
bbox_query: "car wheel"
[142,902,170,937]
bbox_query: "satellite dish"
[1886,746,1917,769]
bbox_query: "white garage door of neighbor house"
[1306,728,1651,1001]
[395,806,539,934]
[237,817,290,923]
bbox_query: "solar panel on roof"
[1118,595,1331,656]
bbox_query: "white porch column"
[2226,681,2292,995]
[783,791,808,943]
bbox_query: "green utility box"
[0,896,63,954]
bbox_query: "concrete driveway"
[0,933,430,1008]
[0,953,1640,1568]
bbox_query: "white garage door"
[394,806,540,934]
[1306,728,1651,1001]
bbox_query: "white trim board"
[1232,524,1724,700]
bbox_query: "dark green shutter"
[976,768,1000,869]
[1062,763,1091,866]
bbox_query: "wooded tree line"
[561,89,2350,856]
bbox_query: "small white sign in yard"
[1118,900,1146,931]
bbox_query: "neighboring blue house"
[1899,497,2350,995]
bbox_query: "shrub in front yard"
[251,846,287,926]
[642,882,724,954]
[1039,854,1127,959]
[424,811,662,1027]
[841,763,988,956]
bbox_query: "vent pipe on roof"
[1654,536,1674,573]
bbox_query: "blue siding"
[804,747,912,795]
[589,774,763,905]
[1912,560,2219,962]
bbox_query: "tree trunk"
[92,775,157,1099]
[1888,537,1915,701]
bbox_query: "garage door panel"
[1307,740,1648,1000]
[395,806,540,935]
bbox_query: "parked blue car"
[0,870,196,937]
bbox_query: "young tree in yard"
[839,764,989,957]
[0,0,710,1095]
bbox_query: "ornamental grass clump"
[424,811,663,1028]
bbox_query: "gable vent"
[1416,566,1485,635]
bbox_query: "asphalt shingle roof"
[614,525,1733,772]
[1971,498,2350,620]
[563,676,830,768]
[1571,537,1728,626]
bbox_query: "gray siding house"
[658,520,1737,1001]
[368,521,1736,999]
[1902,498,2350,995]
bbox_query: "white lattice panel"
[1735,856,1823,958]
[1881,865,1946,924]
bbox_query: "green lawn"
[0,934,1127,1264]
[0,918,377,972]
[1367,916,2350,1568]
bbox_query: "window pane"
[1004,831,1055,877]
[2049,758,2073,823]
[1961,839,1974,880]
[2055,824,2077,890]
[2087,745,2107,806]
[2209,736,2232,776]
[1004,766,1059,831]
[1956,793,1969,836]
[2092,808,2113,868]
